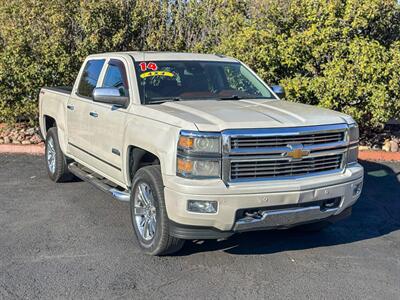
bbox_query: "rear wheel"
[130,165,184,256]
[45,127,72,182]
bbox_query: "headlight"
[348,123,359,143]
[178,131,221,154]
[177,131,222,179]
[347,123,359,164]
[177,157,220,178]
[347,145,359,164]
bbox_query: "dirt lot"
[0,155,399,299]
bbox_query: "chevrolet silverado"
[39,52,363,255]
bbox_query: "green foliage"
[0,0,399,134]
[215,0,400,133]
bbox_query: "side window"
[102,59,129,97]
[77,59,105,98]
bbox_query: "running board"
[68,162,130,202]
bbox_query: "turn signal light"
[178,136,194,149]
[177,158,193,173]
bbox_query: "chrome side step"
[68,162,130,202]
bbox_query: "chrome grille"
[230,154,342,180]
[231,132,344,149]
[222,124,349,182]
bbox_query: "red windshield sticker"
[139,62,158,72]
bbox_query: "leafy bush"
[0,0,399,134]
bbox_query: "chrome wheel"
[46,137,56,174]
[134,182,157,241]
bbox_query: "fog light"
[187,200,218,213]
[353,182,363,196]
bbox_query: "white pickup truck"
[39,52,363,255]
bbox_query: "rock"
[4,136,10,144]
[30,133,43,144]
[0,138,3,144]
[21,140,31,145]
[12,140,20,144]
[390,140,399,152]
[25,127,35,135]
[358,145,370,151]
[372,144,381,150]
[382,139,391,152]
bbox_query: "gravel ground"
[0,155,399,299]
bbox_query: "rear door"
[67,58,106,161]
[86,58,130,183]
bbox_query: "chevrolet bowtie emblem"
[286,144,310,159]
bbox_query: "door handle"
[89,111,98,118]
[67,104,74,111]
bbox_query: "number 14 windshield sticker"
[139,62,158,72]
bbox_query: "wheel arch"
[127,146,161,185]
[43,115,57,134]
[41,114,68,154]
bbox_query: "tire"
[45,127,72,182]
[130,165,184,256]
[295,220,332,232]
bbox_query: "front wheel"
[130,165,184,256]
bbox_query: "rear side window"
[102,59,129,97]
[77,59,105,97]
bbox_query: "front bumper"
[163,163,364,237]
[169,206,353,240]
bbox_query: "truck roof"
[87,51,239,62]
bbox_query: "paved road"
[0,155,399,299]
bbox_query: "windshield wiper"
[218,95,241,101]
[218,95,274,101]
[146,97,182,104]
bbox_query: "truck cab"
[39,52,363,255]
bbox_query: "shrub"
[0,0,399,134]
[215,0,400,134]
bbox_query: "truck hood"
[151,99,353,131]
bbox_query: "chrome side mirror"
[92,87,129,107]
[272,85,285,99]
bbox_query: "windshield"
[134,61,274,104]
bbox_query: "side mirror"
[271,85,285,99]
[92,87,129,107]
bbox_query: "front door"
[87,58,130,183]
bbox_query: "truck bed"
[39,86,73,140]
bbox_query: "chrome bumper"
[233,205,338,231]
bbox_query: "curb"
[358,150,400,162]
[0,144,44,155]
[0,145,399,161]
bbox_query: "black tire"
[130,165,184,256]
[295,220,332,232]
[45,127,72,182]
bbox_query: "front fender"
[122,116,182,185]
